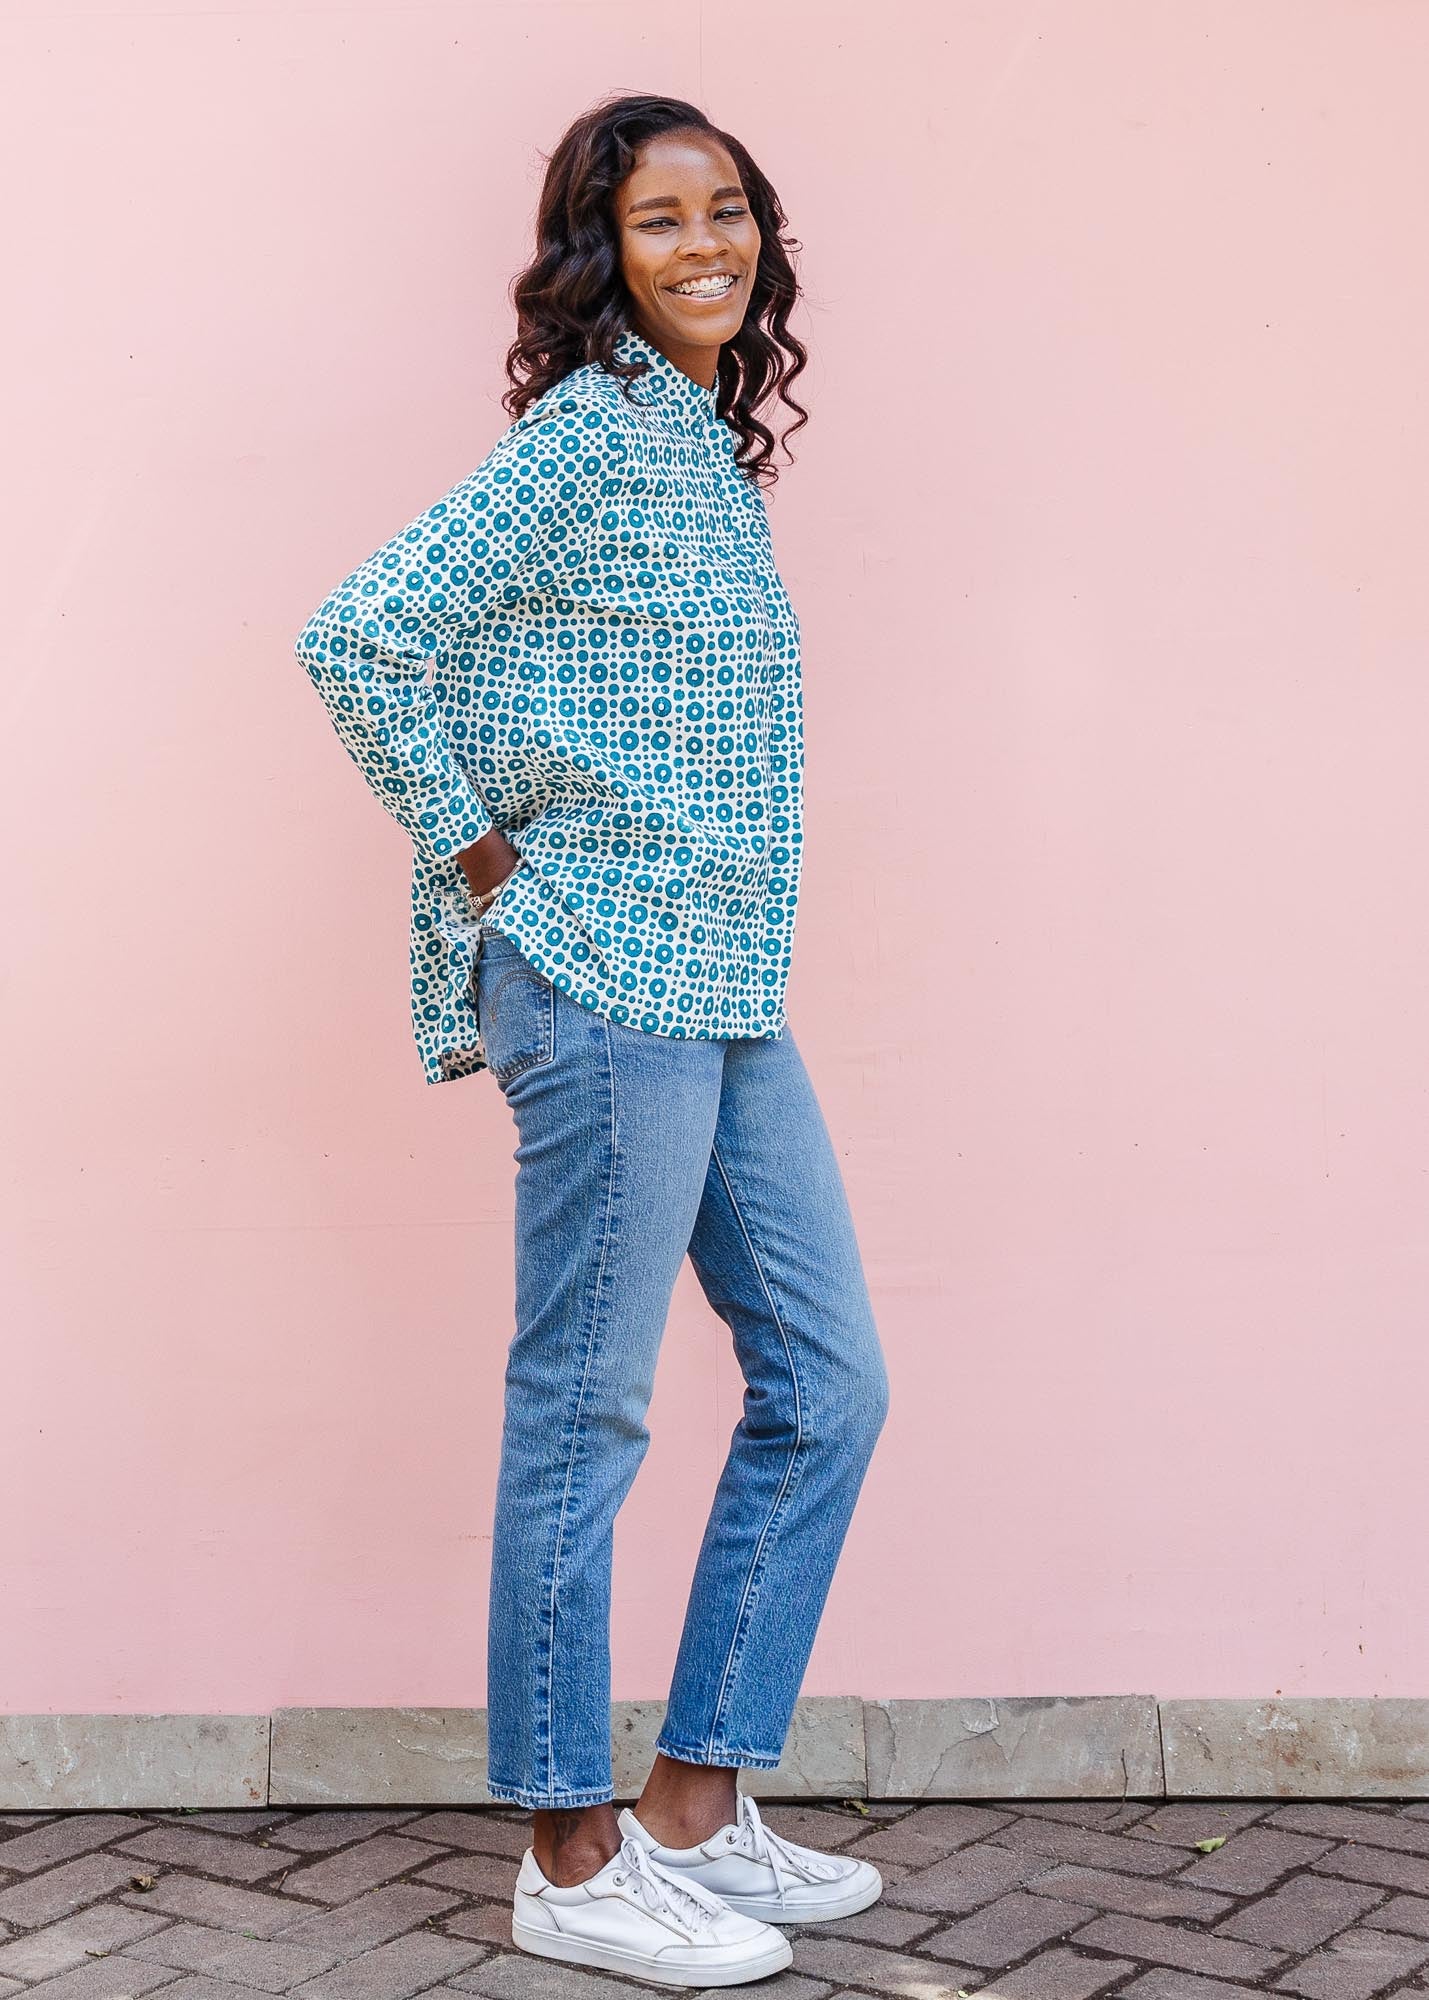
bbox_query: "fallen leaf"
[1193,1836,1228,1853]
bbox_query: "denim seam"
[701,1137,805,1758]
[539,1009,620,1803]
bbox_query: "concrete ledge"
[270,1707,489,1806]
[5,1699,1429,1809]
[0,1713,269,1811]
[1160,1699,1429,1798]
[864,1695,1163,1798]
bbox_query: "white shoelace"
[730,1794,846,1909]
[611,1834,725,1933]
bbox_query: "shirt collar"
[612,325,720,434]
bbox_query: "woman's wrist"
[468,859,522,912]
[458,830,521,900]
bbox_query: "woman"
[295,92,890,1988]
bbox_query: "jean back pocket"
[475,937,557,1084]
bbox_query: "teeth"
[672,275,735,296]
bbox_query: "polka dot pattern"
[295,325,804,1085]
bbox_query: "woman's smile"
[667,272,740,299]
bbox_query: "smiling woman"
[505,93,809,482]
[618,138,761,362]
[293,88,889,1990]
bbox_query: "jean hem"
[654,1737,783,1770]
[485,1779,616,1810]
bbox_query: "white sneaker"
[511,1832,794,1987]
[618,1791,883,1924]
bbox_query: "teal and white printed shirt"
[295,325,805,1084]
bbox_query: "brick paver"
[848,1805,1015,1869]
[121,1916,343,1984]
[1128,1806,1278,1850]
[5,1796,1429,1996]
[1312,1851,1429,1897]
[1370,1897,1429,1940]
[0,1853,149,1930]
[113,1826,301,1884]
[1025,1863,1234,1922]
[990,1819,1196,1877]
[414,1852,524,1902]
[276,1834,452,1904]
[271,1811,423,1855]
[1069,1913,1289,1980]
[273,1883,462,1953]
[125,1980,277,2000]
[1186,1831,1337,1896]
[882,1838,1053,1912]
[2,1962,174,1999]
[290,1929,486,1997]
[803,1905,935,1948]
[1121,1972,1266,2000]
[993,1948,1140,2000]
[1273,1927,1429,2000]
[451,1957,637,1998]
[1215,1875,1386,1952]
[115,1871,306,1936]
[923,1888,1097,1965]
[786,1933,971,1992]
[0,1905,168,1984]
[1269,1811,1429,1861]
[1015,1804,1160,1830]
[0,1818,148,1876]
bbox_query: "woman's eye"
[637,208,748,231]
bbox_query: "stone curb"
[4,1699,1427,1810]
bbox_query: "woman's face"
[616,130,761,383]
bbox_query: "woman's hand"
[457,829,522,899]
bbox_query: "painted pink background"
[5,2,1427,1717]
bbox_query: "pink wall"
[6,1,1428,1717]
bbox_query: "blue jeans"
[473,929,890,1810]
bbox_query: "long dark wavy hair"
[501,93,808,487]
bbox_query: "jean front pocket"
[475,939,557,1084]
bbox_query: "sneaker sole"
[511,1914,794,1987]
[715,1868,884,1925]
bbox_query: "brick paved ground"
[3,1796,1429,1998]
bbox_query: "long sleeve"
[294,399,593,865]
